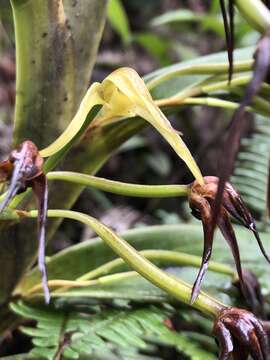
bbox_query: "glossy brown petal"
[217,208,246,295]
[214,308,270,360]
[219,0,234,82]
[189,194,213,304]
[223,183,270,264]
[215,207,265,317]
[214,321,233,360]
[232,343,249,360]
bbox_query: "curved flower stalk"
[25,209,226,317]
[24,209,270,359]
[188,176,270,305]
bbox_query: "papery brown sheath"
[214,307,270,360]
[188,176,270,305]
[0,140,49,303]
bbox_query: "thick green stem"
[27,210,226,317]
[25,271,139,297]
[200,76,270,94]
[157,96,270,118]
[168,75,252,100]
[47,171,190,198]
[167,76,270,116]
[147,60,253,90]
[235,0,270,34]
[77,249,235,281]
[157,97,252,111]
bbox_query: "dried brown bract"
[0,140,49,303]
[213,307,270,360]
[189,176,270,304]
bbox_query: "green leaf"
[235,0,270,33]
[151,9,224,36]
[145,46,254,99]
[19,223,270,304]
[107,0,131,44]
[135,32,171,66]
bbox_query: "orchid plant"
[1,0,270,359]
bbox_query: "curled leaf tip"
[214,307,270,360]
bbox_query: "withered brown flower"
[0,140,49,303]
[213,307,270,360]
[189,176,270,304]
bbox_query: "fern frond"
[231,115,270,220]
[11,301,216,360]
